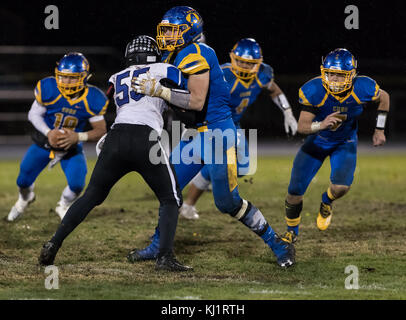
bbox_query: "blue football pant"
[16,144,87,194]
[288,135,357,196]
[199,122,250,182]
[171,118,242,215]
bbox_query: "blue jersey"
[162,42,231,125]
[222,62,274,124]
[34,77,108,132]
[299,76,380,142]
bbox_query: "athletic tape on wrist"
[376,111,388,129]
[78,132,88,142]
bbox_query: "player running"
[282,48,390,243]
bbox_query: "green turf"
[0,154,406,300]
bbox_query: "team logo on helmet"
[186,12,201,26]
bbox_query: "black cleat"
[155,252,193,272]
[38,241,60,266]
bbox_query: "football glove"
[283,108,298,136]
[131,71,169,100]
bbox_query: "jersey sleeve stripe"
[98,100,109,116]
[34,82,43,105]
[178,54,210,74]
[298,88,312,106]
[178,44,210,75]
[372,83,381,101]
[42,94,62,106]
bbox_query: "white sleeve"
[89,115,104,123]
[27,100,51,136]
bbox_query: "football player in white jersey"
[38,36,192,272]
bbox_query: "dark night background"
[0,0,405,141]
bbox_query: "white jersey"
[108,63,182,134]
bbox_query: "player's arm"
[297,110,343,135]
[27,100,62,148]
[57,118,107,150]
[372,89,390,147]
[266,81,298,135]
[185,71,209,111]
[132,71,209,111]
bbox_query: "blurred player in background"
[180,38,298,220]
[282,48,390,243]
[7,53,107,221]
[130,6,295,268]
[39,36,192,271]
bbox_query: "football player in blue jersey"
[7,53,108,221]
[179,38,298,220]
[131,6,295,268]
[281,48,390,243]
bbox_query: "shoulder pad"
[221,63,235,83]
[176,43,210,75]
[298,77,327,107]
[35,77,60,105]
[256,63,274,87]
[353,76,380,103]
[86,86,109,116]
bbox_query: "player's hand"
[47,129,64,148]
[320,111,342,130]
[131,71,163,97]
[283,108,298,136]
[373,129,386,147]
[56,128,79,150]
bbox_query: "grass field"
[1,153,406,300]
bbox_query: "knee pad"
[191,171,211,191]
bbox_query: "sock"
[157,203,179,258]
[260,225,277,248]
[322,187,336,205]
[18,184,34,201]
[237,201,274,244]
[60,186,79,205]
[285,200,302,236]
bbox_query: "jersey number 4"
[115,67,150,107]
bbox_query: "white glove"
[131,71,164,97]
[283,108,298,136]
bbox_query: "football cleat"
[317,202,333,231]
[127,229,160,262]
[281,230,298,244]
[38,241,60,266]
[179,204,199,220]
[270,234,296,268]
[55,200,71,220]
[7,193,36,222]
[155,251,193,272]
